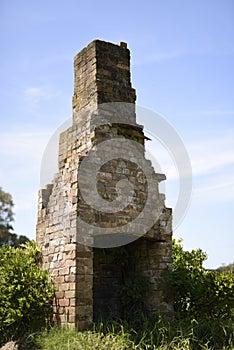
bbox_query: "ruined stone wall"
[36,40,173,329]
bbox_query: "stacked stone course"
[36,40,173,329]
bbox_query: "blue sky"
[0,0,233,268]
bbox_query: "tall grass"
[34,315,234,350]
[35,326,136,350]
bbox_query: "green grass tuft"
[33,315,234,350]
[35,326,137,350]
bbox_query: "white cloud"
[149,136,234,178]
[184,137,234,201]
[134,50,187,65]
[188,137,234,177]
[181,110,234,117]
[0,128,54,193]
[133,45,234,66]
[147,135,234,204]
[194,175,234,201]
[24,85,61,105]
[0,129,52,159]
[0,127,55,238]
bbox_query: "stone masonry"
[36,40,173,329]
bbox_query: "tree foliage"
[217,261,234,273]
[0,186,29,246]
[0,186,14,235]
[163,239,234,320]
[0,241,54,345]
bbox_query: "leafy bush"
[119,274,149,321]
[163,239,234,320]
[217,261,234,273]
[0,241,54,345]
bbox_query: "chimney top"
[118,41,127,48]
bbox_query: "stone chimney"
[36,40,173,330]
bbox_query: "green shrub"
[163,239,234,320]
[119,274,148,320]
[0,241,54,345]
